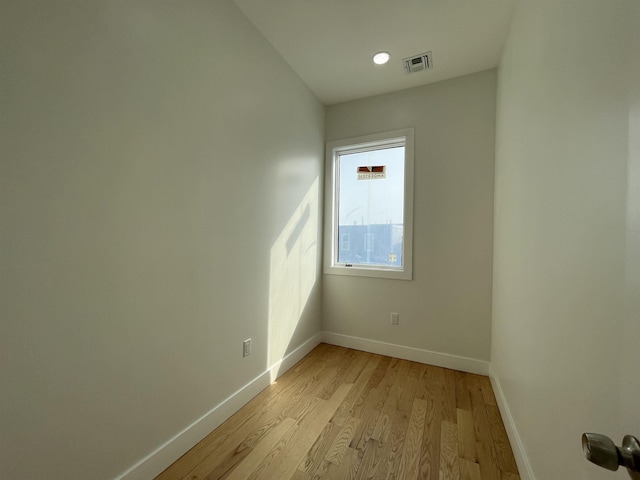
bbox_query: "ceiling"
[234,0,516,105]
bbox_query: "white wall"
[492,1,640,478]
[323,71,496,363]
[0,1,324,479]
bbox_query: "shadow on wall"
[268,177,320,380]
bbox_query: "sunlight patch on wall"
[268,178,319,379]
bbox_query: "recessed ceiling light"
[372,51,390,65]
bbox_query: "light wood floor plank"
[459,459,482,480]
[442,369,457,424]
[296,420,340,476]
[325,447,362,480]
[343,350,373,383]
[414,364,433,402]
[476,440,501,480]
[353,438,378,480]
[397,362,422,414]
[500,472,521,480]
[190,398,321,480]
[354,393,398,480]
[454,372,472,412]
[325,417,360,465]
[350,359,401,451]
[225,417,296,480]
[331,355,382,426]
[469,387,500,480]
[254,383,353,480]
[485,405,518,474]
[156,365,307,479]
[350,357,394,422]
[369,359,413,445]
[383,408,411,479]
[457,409,477,462]
[439,420,460,480]
[319,349,359,400]
[418,366,444,480]
[155,345,519,480]
[397,398,427,479]
[245,417,301,480]
[478,376,498,407]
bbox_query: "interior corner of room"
[1,0,638,479]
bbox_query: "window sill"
[324,264,412,281]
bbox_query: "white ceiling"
[234,0,516,105]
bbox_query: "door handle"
[582,433,640,479]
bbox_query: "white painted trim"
[489,366,536,480]
[115,332,323,480]
[322,331,489,375]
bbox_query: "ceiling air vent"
[403,51,433,74]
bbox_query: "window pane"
[337,146,405,267]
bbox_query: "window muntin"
[324,129,414,280]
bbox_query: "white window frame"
[323,128,414,280]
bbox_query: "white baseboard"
[322,331,489,375]
[489,366,535,480]
[115,332,323,480]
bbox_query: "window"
[324,129,414,280]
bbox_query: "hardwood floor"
[156,344,519,480]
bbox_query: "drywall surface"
[492,1,640,478]
[323,71,496,361]
[0,1,324,478]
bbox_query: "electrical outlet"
[243,338,251,357]
[390,312,400,325]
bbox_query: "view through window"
[337,145,405,267]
